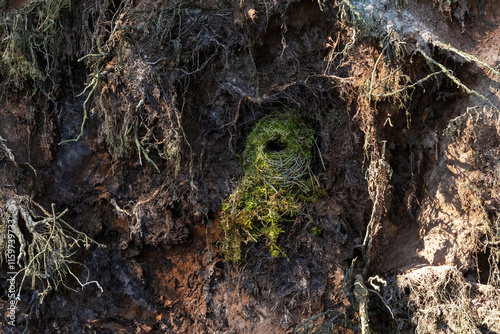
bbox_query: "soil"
[0,0,499,333]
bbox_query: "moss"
[220,112,323,263]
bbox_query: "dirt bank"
[1,0,499,333]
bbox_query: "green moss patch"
[220,112,323,263]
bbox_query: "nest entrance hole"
[266,140,286,153]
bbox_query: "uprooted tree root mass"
[1,0,500,332]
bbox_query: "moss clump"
[220,112,322,263]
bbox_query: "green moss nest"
[220,112,323,263]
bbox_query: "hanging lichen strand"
[220,112,323,263]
